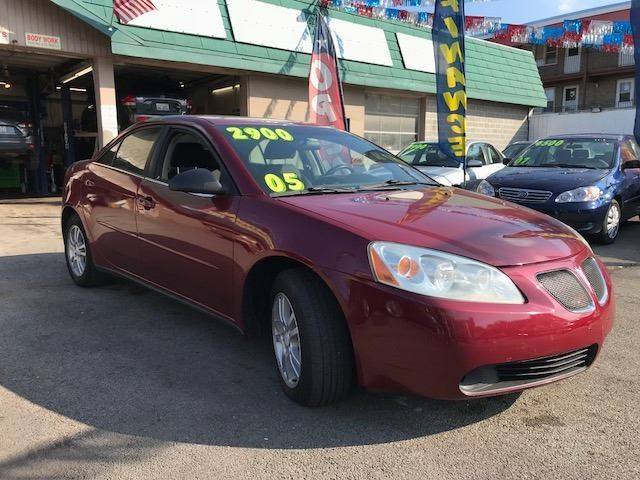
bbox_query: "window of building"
[364,93,420,154]
[545,87,556,112]
[616,79,635,109]
[619,50,635,67]
[113,127,162,175]
[564,47,581,74]
[562,86,579,112]
[536,46,558,66]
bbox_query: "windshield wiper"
[357,180,435,191]
[551,164,598,170]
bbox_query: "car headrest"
[172,143,217,170]
[263,141,299,160]
[572,149,590,160]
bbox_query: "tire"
[270,269,354,406]
[63,214,108,287]
[595,200,621,245]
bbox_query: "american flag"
[113,0,157,24]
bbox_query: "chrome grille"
[499,187,553,204]
[460,345,598,396]
[495,346,596,382]
[582,257,607,304]
[537,269,593,312]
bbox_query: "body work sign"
[433,0,466,164]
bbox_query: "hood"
[416,166,463,186]
[488,167,610,192]
[279,187,588,267]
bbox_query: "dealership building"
[0,0,546,194]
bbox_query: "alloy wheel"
[272,292,302,388]
[67,225,87,277]
[606,203,621,238]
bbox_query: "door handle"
[137,196,156,210]
[84,179,95,188]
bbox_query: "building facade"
[0,0,545,194]
[525,2,634,113]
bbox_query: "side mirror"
[168,168,226,195]
[622,160,640,170]
[467,159,483,168]
[503,157,512,166]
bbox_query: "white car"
[398,141,506,189]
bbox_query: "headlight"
[555,186,601,203]
[477,180,495,197]
[368,242,525,304]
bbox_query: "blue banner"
[633,0,640,146]
[433,0,467,165]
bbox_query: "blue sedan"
[477,135,640,244]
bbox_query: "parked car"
[62,117,614,406]
[0,105,35,158]
[398,140,505,189]
[478,135,640,244]
[120,95,191,127]
[502,141,533,160]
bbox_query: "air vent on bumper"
[460,345,598,396]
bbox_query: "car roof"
[541,133,630,142]
[152,115,312,128]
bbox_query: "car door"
[135,126,240,319]
[619,139,640,216]
[83,126,163,274]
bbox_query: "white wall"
[530,108,635,141]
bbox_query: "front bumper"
[325,248,615,400]
[502,199,609,235]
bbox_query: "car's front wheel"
[595,200,621,245]
[270,269,354,406]
[63,214,107,287]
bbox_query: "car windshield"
[217,124,435,196]
[398,142,460,168]
[510,138,617,169]
[503,143,530,159]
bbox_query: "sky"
[464,0,627,24]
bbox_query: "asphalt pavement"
[0,197,638,480]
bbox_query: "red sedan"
[62,117,615,406]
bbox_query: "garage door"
[364,93,420,154]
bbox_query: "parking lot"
[0,197,639,480]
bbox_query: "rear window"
[511,138,616,170]
[0,106,25,122]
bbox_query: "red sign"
[308,14,346,130]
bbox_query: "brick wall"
[247,74,530,151]
[423,97,530,151]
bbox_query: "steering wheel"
[324,164,355,176]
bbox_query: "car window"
[217,124,433,196]
[512,138,616,169]
[96,141,120,166]
[398,143,460,168]
[620,140,639,164]
[486,145,503,164]
[467,144,485,164]
[159,130,221,182]
[113,127,162,175]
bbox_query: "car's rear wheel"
[270,269,354,406]
[63,214,107,287]
[595,200,621,245]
